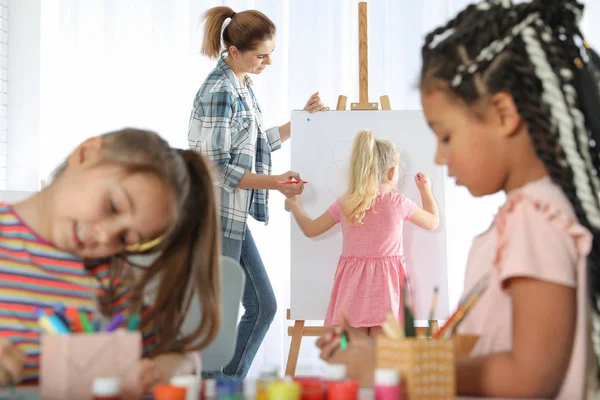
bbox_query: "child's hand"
[316,315,369,361]
[316,316,375,387]
[139,358,167,393]
[415,172,432,191]
[0,337,25,387]
[327,337,376,387]
[284,196,300,212]
[139,353,195,393]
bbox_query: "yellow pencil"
[434,293,480,339]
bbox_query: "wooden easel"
[285,1,392,376]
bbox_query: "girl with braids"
[0,128,220,391]
[316,0,600,397]
[189,6,328,378]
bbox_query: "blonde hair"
[344,130,400,225]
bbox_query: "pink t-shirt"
[457,177,593,399]
[327,191,416,257]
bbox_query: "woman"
[188,6,327,378]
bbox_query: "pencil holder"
[376,336,455,400]
[376,334,479,400]
[39,330,142,400]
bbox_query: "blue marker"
[35,307,69,334]
[52,304,71,331]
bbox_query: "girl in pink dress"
[285,129,439,336]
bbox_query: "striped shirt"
[188,55,282,240]
[0,204,156,385]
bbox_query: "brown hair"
[66,128,221,355]
[201,6,276,59]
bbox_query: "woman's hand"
[303,92,329,113]
[139,358,166,393]
[274,171,305,198]
[0,338,25,387]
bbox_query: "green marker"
[340,332,348,350]
[403,287,415,338]
[127,313,140,331]
[78,310,94,333]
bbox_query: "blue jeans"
[204,227,277,378]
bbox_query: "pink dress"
[457,177,593,399]
[324,190,416,328]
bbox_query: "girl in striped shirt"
[0,128,220,391]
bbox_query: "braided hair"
[421,0,600,387]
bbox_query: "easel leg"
[336,95,347,111]
[285,320,305,376]
[380,95,391,110]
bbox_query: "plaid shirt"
[188,56,281,240]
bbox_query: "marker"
[425,286,439,337]
[403,287,415,337]
[127,313,140,331]
[92,320,101,332]
[78,310,94,333]
[275,181,308,185]
[417,174,427,183]
[35,307,69,334]
[52,304,72,331]
[105,312,125,332]
[65,306,83,332]
[340,332,348,350]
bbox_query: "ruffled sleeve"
[493,192,592,287]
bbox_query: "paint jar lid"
[268,380,301,400]
[324,364,347,381]
[92,377,121,396]
[217,377,243,395]
[204,379,217,397]
[243,379,257,398]
[170,375,197,386]
[375,369,400,386]
[259,364,279,378]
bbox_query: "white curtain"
[33,0,600,377]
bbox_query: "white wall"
[7,0,40,191]
[0,0,7,190]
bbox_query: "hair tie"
[230,12,236,19]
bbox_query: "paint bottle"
[324,364,358,400]
[202,379,217,400]
[216,377,243,400]
[91,377,121,400]
[170,375,200,400]
[243,379,257,400]
[323,364,346,396]
[154,384,187,400]
[268,376,301,400]
[294,376,323,400]
[374,369,401,400]
[256,364,279,400]
[327,380,358,400]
